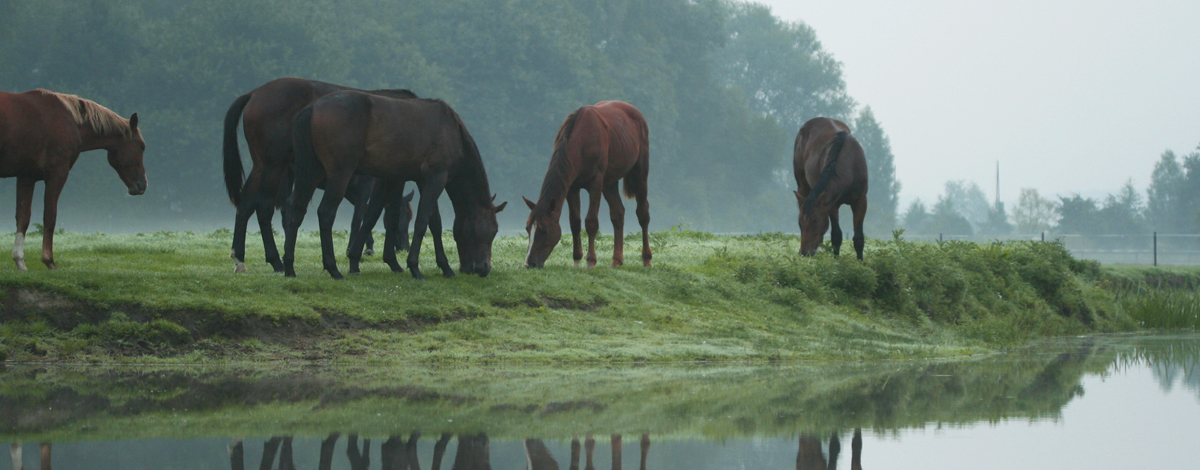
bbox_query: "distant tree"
[1146,147,1200,233]
[852,107,900,235]
[942,180,989,231]
[1056,194,1101,234]
[978,201,1013,236]
[928,196,973,236]
[900,199,930,234]
[1098,179,1147,234]
[1012,188,1058,234]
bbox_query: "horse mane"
[37,89,135,140]
[435,99,492,209]
[533,107,585,215]
[802,131,849,216]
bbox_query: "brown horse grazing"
[793,117,868,259]
[286,91,506,280]
[523,101,651,269]
[224,77,416,273]
[0,89,147,270]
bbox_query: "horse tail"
[803,130,849,215]
[292,104,318,200]
[223,92,252,206]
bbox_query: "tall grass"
[1117,288,1200,329]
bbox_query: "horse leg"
[12,177,34,271]
[851,198,868,260]
[828,209,843,257]
[639,434,649,470]
[429,206,455,278]
[316,174,352,280]
[278,437,296,470]
[602,182,625,267]
[407,173,448,280]
[569,438,581,470]
[348,179,394,274]
[610,435,622,470]
[430,432,452,470]
[583,183,604,269]
[851,429,862,470]
[38,442,49,470]
[259,436,282,470]
[346,178,375,258]
[568,188,583,267]
[282,174,319,277]
[584,436,596,470]
[229,166,262,273]
[257,166,287,272]
[229,439,245,470]
[38,175,67,269]
[635,185,652,267]
[318,433,340,470]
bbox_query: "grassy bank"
[0,229,1185,363]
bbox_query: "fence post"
[1041,232,1044,242]
[1153,231,1157,267]
[939,233,943,242]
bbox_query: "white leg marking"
[230,250,246,273]
[13,233,26,271]
[11,442,22,470]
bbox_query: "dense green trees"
[0,0,904,234]
[852,107,899,235]
[1146,148,1200,233]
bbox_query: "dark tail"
[622,115,650,199]
[223,93,252,206]
[292,104,318,199]
[803,131,849,215]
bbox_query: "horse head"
[796,189,831,256]
[108,113,147,196]
[454,194,506,277]
[523,196,562,268]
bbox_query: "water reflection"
[1,334,1198,469]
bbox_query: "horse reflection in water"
[228,432,453,470]
[8,442,51,470]
[796,429,863,470]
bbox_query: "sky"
[758,0,1200,207]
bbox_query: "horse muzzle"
[128,180,147,196]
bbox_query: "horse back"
[0,91,80,176]
[585,101,648,181]
[794,117,852,187]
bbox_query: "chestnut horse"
[286,91,506,280]
[223,78,416,273]
[793,117,868,259]
[523,101,650,268]
[0,89,147,270]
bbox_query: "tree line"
[900,144,1200,236]
[0,0,901,234]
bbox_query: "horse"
[286,91,506,280]
[522,101,651,269]
[223,77,416,273]
[793,117,868,259]
[0,89,147,270]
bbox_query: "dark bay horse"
[793,117,868,259]
[523,101,651,269]
[0,89,147,270]
[224,77,416,273]
[286,91,506,280]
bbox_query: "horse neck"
[445,156,492,214]
[75,124,129,152]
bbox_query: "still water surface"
[3,334,1198,469]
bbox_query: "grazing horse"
[223,77,416,273]
[523,101,651,269]
[0,89,147,270]
[286,91,506,280]
[793,117,868,259]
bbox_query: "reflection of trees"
[1114,337,1200,400]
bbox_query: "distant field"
[0,230,1190,364]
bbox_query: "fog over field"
[2,0,1196,237]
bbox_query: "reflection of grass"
[0,335,1119,441]
[0,230,1173,363]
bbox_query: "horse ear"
[523,196,536,211]
[129,113,139,130]
[495,201,507,213]
[403,190,414,203]
[793,190,803,205]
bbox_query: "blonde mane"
[37,89,136,140]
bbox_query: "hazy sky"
[759,0,1200,207]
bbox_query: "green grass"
[0,229,1174,364]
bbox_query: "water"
[3,334,1198,469]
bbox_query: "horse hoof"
[442,269,456,278]
[364,248,375,257]
[411,271,425,280]
[234,263,247,273]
